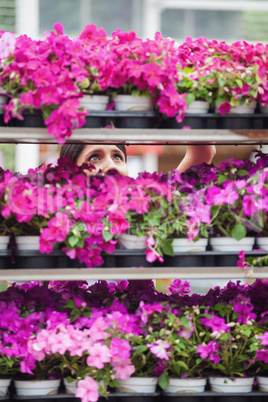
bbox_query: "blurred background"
[0,0,267,292]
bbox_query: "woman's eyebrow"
[84,149,103,158]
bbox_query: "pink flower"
[147,340,170,360]
[0,32,16,59]
[110,338,131,360]
[112,357,135,379]
[76,377,99,402]
[86,343,111,369]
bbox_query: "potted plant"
[0,352,17,396]
[154,305,208,393]
[197,298,258,392]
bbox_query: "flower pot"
[186,101,210,114]
[210,237,255,252]
[64,378,106,394]
[229,102,256,114]
[64,378,77,394]
[209,376,254,393]
[14,379,61,396]
[113,95,153,111]
[118,233,147,250]
[15,236,40,251]
[117,377,157,393]
[79,94,109,111]
[256,237,268,251]
[172,238,208,252]
[0,378,11,396]
[260,104,268,114]
[163,377,207,393]
[0,235,9,250]
[257,375,268,392]
[0,95,8,109]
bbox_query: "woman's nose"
[101,159,119,175]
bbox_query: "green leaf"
[135,345,148,353]
[218,175,228,184]
[236,79,243,89]
[158,371,169,390]
[162,240,174,256]
[131,89,140,97]
[231,223,247,241]
[237,170,249,176]
[186,93,195,106]
[76,238,84,248]
[174,360,189,371]
[103,231,114,242]
[218,78,226,87]
[68,235,80,248]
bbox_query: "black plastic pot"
[163,253,205,267]
[16,110,46,128]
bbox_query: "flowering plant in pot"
[99,29,187,120]
[152,305,209,393]
[175,66,214,112]
[105,172,175,263]
[0,24,89,144]
[197,297,258,392]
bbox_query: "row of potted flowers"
[0,150,267,268]
[1,24,268,142]
[1,278,268,401]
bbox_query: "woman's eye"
[88,154,100,162]
[114,154,123,161]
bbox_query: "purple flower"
[169,279,191,295]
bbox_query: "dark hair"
[59,144,127,164]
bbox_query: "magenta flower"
[201,314,230,334]
[258,332,268,346]
[217,101,231,115]
[233,296,257,324]
[196,340,220,364]
[169,279,191,295]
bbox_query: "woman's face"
[76,144,128,176]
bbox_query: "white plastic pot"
[209,376,254,393]
[117,377,157,393]
[118,233,147,250]
[15,236,40,251]
[256,237,268,251]
[79,94,109,111]
[113,95,153,111]
[0,95,8,108]
[172,238,208,252]
[186,100,210,114]
[64,378,77,394]
[257,376,268,392]
[0,378,11,396]
[0,236,9,251]
[14,379,60,396]
[210,237,255,252]
[164,377,207,393]
[229,102,256,114]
